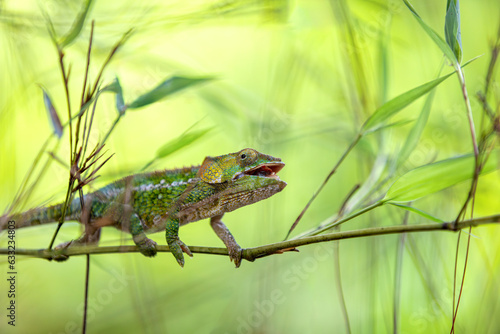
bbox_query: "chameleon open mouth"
[233,162,285,181]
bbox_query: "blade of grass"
[58,0,94,49]
[128,76,214,109]
[385,151,498,203]
[41,87,63,138]
[389,203,444,223]
[397,64,443,167]
[141,127,213,171]
[402,0,458,65]
[362,71,455,134]
[445,0,463,64]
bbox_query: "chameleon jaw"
[232,162,285,181]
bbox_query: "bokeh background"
[1,0,500,333]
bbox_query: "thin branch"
[334,237,351,334]
[82,254,90,334]
[333,185,358,334]
[393,209,410,334]
[58,49,73,158]
[3,214,499,262]
[285,133,362,239]
[89,29,133,99]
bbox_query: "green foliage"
[1,1,500,333]
[396,76,438,167]
[142,127,213,170]
[103,77,125,114]
[362,71,455,133]
[445,0,463,64]
[128,76,214,109]
[41,87,63,138]
[389,203,444,223]
[155,128,213,160]
[385,152,497,203]
[58,0,94,48]
[403,0,458,65]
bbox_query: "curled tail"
[1,200,82,231]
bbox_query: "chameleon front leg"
[210,214,242,268]
[165,217,193,267]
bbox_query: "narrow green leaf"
[58,0,94,48]
[77,84,116,118]
[389,203,444,223]
[363,119,414,135]
[385,152,498,202]
[128,76,213,110]
[362,71,454,133]
[141,127,213,171]
[396,78,438,167]
[402,0,458,65]
[362,58,476,135]
[41,88,63,138]
[103,77,126,114]
[445,0,462,64]
[156,128,213,159]
[41,8,57,44]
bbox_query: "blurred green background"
[1,0,500,333]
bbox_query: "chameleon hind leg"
[165,217,192,267]
[129,213,157,257]
[53,197,102,261]
[210,214,242,268]
[53,225,102,261]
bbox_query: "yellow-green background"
[1,0,499,333]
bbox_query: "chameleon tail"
[0,199,82,231]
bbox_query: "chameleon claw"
[53,240,74,262]
[177,257,185,267]
[180,242,193,258]
[137,238,158,257]
[228,246,242,268]
[168,237,191,267]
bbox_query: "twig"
[82,254,90,334]
[393,208,410,334]
[285,134,362,239]
[3,214,499,262]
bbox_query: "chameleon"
[0,148,286,267]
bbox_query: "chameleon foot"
[136,238,158,257]
[52,240,76,262]
[168,238,193,267]
[228,245,243,268]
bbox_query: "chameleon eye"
[240,153,247,159]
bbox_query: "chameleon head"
[198,148,286,185]
[215,148,287,212]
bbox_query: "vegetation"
[1,0,499,333]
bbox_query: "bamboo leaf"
[41,88,63,138]
[396,79,437,167]
[156,128,213,159]
[128,76,213,110]
[58,0,94,48]
[445,0,463,64]
[389,203,444,223]
[402,0,458,65]
[141,127,213,171]
[362,58,476,134]
[385,152,498,202]
[103,77,126,114]
[362,72,454,133]
[78,84,116,117]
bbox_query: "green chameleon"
[1,148,286,267]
